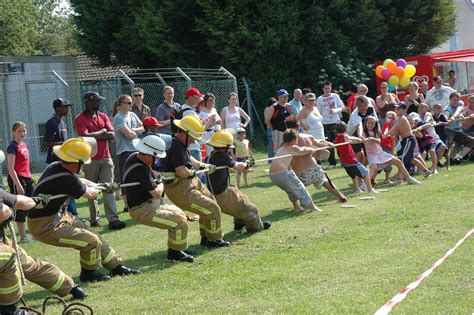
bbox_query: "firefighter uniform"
[28,162,121,271]
[0,191,74,309]
[206,131,267,232]
[124,152,188,251]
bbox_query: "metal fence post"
[176,67,191,87]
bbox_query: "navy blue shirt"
[44,116,68,163]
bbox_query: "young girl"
[362,116,420,185]
[7,121,34,242]
[380,111,396,184]
[234,128,253,187]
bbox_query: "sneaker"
[108,220,126,230]
[205,239,231,248]
[79,269,111,283]
[90,220,102,227]
[110,265,140,277]
[450,158,462,165]
[383,179,394,185]
[70,285,87,300]
[406,177,420,185]
[262,221,271,230]
[19,235,34,243]
[234,222,246,231]
[423,170,433,178]
[368,189,379,194]
[359,182,367,192]
[167,249,194,262]
[327,164,337,169]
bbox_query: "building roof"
[75,54,138,81]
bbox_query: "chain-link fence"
[1,67,239,176]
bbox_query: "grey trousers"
[82,158,119,223]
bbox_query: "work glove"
[245,158,255,168]
[32,194,51,208]
[199,162,216,174]
[188,169,197,178]
[97,182,120,193]
[244,160,252,169]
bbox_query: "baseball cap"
[276,89,289,97]
[83,91,105,102]
[236,127,246,134]
[305,93,316,101]
[184,87,204,98]
[143,116,162,127]
[53,98,72,108]
[394,102,407,109]
[408,112,420,120]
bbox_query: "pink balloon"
[396,59,407,68]
[381,69,391,80]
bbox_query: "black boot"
[0,303,17,315]
[263,221,271,230]
[110,265,140,277]
[70,285,87,299]
[200,236,208,246]
[234,222,246,231]
[206,239,230,248]
[167,249,194,262]
[79,269,111,283]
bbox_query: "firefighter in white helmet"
[122,134,194,262]
[161,115,230,248]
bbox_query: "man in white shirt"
[425,76,456,110]
[316,80,343,167]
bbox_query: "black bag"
[170,107,193,134]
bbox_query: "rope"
[7,221,26,286]
[17,295,94,314]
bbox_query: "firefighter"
[27,138,140,282]
[0,189,86,315]
[161,115,230,247]
[206,130,271,232]
[122,134,194,262]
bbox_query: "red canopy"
[429,49,474,63]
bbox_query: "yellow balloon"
[405,65,416,78]
[400,76,410,88]
[389,75,399,87]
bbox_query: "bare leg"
[236,171,242,187]
[322,180,347,202]
[17,222,27,240]
[353,178,362,192]
[292,200,303,212]
[390,157,410,179]
[411,158,428,172]
[243,169,248,186]
[428,148,438,173]
[363,174,377,193]
[436,145,446,166]
[308,201,322,212]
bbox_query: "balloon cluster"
[375,59,416,91]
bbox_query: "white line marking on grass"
[374,228,474,315]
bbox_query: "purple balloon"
[381,69,391,80]
[396,59,407,68]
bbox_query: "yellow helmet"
[208,130,234,148]
[173,115,204,139]
[53,138,92,164]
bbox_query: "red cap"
[143,116,162,127]
[184,87,204,98]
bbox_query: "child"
[362,116,420,185]
[380,111,396,184]
[408,112,438,174]
[234,128,253,187]
[7,121,34,242]
[206,130,271,232]
[431,103,451,169]
[269,129,321,212]
[334,121,378,193]
[406,114,432,176]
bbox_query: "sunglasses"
[134,94,143,97]
[122,101,132,105]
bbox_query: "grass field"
[17,154,473,314]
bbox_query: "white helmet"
[133,134,167,158]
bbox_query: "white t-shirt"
[316,93,343,124]
[425,86,456,110]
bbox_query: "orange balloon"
[387,61,397,72]
[394,66,405,78]
[375,65,384,79]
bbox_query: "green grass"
[18,154,474,314]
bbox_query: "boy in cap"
[264,89,292,149]
[206,130,270,232]
[44,98,72,164]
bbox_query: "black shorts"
[342,162,368,179]
[7,175,34,223]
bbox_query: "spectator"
[131,87,151,121]
[113,94,144,209]
[44,98,77,215]
[296,92,325,141]
[404,82,424,114]
[233,128,253,187]
[288,88,303,115]
[447,70,457,90]
[265,89,292,149]
[345,83,359,114]
[425,76,456,110]
[6,122,34,242]
[301,87,312,107]
[199,93,221,154]
[156,86,181,135]
[376,81,400,126]
[418,80,429,98]
[220,92,250,130]
[181,87,205,162]
[357,84,376,108]
[461,95,474,136]
[432,103,449,145]
[316,80,344,168]
[264,97,277,160]
[74,92,126,230]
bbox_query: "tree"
[69,0,456,105]
[0,0,38,55]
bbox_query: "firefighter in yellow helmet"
[27,138,140,282]
[0,189,86,314]
[161,116,230,247]
[206,130,271,232]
